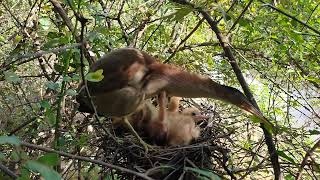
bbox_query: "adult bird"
[77,48,273,148]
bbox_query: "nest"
[77,112,234,180]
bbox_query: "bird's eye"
[191,112,196,116]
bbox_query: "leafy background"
[0,0,319,179]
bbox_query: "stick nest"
[77,112,233,180]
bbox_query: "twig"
[227,0,254,34]
[296,138,320,180]
[0,2,23,27]
[20,141,154,180]
[116,0,130,46]
[164,17,205,63]
[259,1,320,35]
[177,42,220,51]
[141,19,163,49]
[49,0,95,64]
[0,43,81,73]
[217,0,238,23]
[0,162,18,179]
[170,0,281,179]
[77,13,115,140]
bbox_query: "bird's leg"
[158,91,167,123]
[123,116,153,152]
[150,91,168,145]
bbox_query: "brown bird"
[113,96,208,146]
[77,48,273,148]
[166,97,208,145]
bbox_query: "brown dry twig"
[296,139,320,180]
[20,141,154,180]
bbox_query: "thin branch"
[164,17,205,63]
[0,43,81,73]
[227,0,254,34]
[177,42,220,51]
[170,0,281,179]
[217,0,238,23]
[0,2,23,27]
[296,138,320,180]
[49,0,95,64]
[141,19,163,50]
[259,1,320,35]
[117,0,130,46]
[20,141,154,180]
[301,3,319,31]
[77,13,115,140]
[9,116,39,135]
[0,162,18,179]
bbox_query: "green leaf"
[85,69,104,82]
[14,35,23,44]
[284,174,294,180]
[25,160,61,180]
[10,151,20,161]
[185,167,221,180]
[250,115,260,124]
[4,71,21,84]
[163,6,192,22]
[39,18,51,30]
[45,108,56,126]
[46,81,60,91]
[0,136,21,145]
[249,115,273,134]
[239,18,250,26]
[17,168,31,180]
[40,100,51,109]
[0,152,6,160]
[305,76,320,84]
[66,89,77,96]
[63,76,71,82]
[38,153,60,167]
[53,63,65,73]
[71,74,80,81]
[277,151,296,164]
[0,35,5,42]
[309,129,320,135]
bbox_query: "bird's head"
[221,85,274,130]
[182,107,209,122]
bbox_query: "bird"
[113,96,208,146]
[165,96,208,145]
[77,48,273,149]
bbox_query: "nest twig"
[79,113,234,180]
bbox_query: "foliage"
[0,0,319,179]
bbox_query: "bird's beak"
[239,100,274,131]
[193,114,210,121]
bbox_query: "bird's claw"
[139,140,154,153]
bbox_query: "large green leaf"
[38,153,60,167]
[185,167,221,180]
[39,18,51,30]
[0,136,21,146]
[85,69,104,82]
[277,150,296,164]
[4,71,21,84]
[25,160,61,180]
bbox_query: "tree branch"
[49,0,96,64]
[259,1,320,35]
[20,141,154,180]
[164,17,205,63]
[296,138,320,180]
[0,162,18,179]
[171,0,281,179]
[0,43,81,74]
